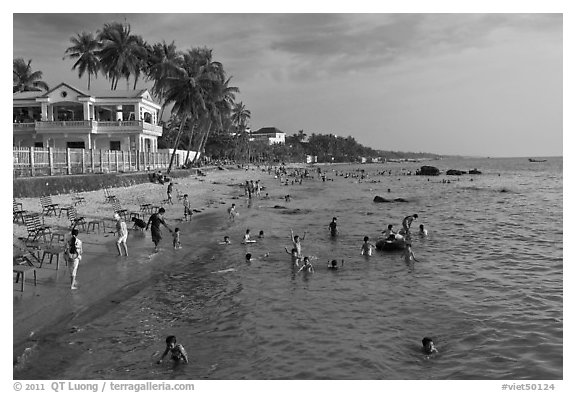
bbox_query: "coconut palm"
[97,21,146,90]
[232,101,251,132]
[13,58,49,93]
[146,40,180,121]
[187,75,238,164]
[63,31,101,90]
[159,48,212,172]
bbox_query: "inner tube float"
[375,238,407,251]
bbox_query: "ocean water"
[14,157,563,380]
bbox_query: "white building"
[250,127,286,145]
[13,82,163,151]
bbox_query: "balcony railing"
[14,120,163,134]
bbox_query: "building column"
[48,105,54,121]
[41,102,48,121]
[116,105,123,121]
[83,102,90,120]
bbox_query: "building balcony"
[14,120,163,136]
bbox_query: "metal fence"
[13,147,180,177]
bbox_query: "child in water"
[219,236,231,245]
[360,236,375,256]
[158,335,188,364]
[173,228,181,249]
[327,259,344,270]
[298,256,314,273]
[284,247,301,267]
[422,337,438,355]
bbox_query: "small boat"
[528,158,547,162]
[375,237,407,251]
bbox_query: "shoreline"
[13,164,285,371]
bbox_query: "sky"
[11,8,565,157]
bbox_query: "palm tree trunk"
[88,73,91,90]
[184,118,197,165]
[195,120,213,163]
[166,117,187,173]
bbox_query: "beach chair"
[104,188,117,203]
[40,195,59,216]
[72,192,86,206]
[40,234,66,270]
[67,206,86,231]
[13,238,42,268]
[13,200,27,223]
[24,213,51,243]
[13,265,37,292]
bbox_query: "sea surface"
[14,157,563,380]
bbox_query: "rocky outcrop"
[373,196,409,203]
[468,169,482,174]
[446,169,466,176]
[416,166,440,176]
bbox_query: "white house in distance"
[13,82,163,151]
[250,127,286,145]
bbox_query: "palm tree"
[13,58,49,93]
[191,76,239,163]
[158,48,211,172]
[97,21,146,90]
[63,31,101,90]
[231,101,251,133]
[146,40,180,121]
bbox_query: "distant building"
[13,82,163,151]
[251,127,286,145]
[306,155,317,164]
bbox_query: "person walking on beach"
[167,182,174,204]
[173,228,181,249]
[402,214,418,234]
[114,213,129,257]
[146,207,172,252]
[65,229,83,289]
[183,194,192,221]
[290,229,307,257]
[228,203,238,221]
[329,217,338,237]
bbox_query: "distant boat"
[528,158,547,162]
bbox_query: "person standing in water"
[290,229,307,257]
[114,213,129,257]
[402,214,418,234]
[146,207,172,252]
[328,217,338,237]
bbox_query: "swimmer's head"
[388,224,393,229]
[413,214,419,219]
[331,260,338,267]
[166,335,177,348]
[332,217,337,221]
[259,230,264,236]
[303,256,310,263]
[224,236,230,241]
[159,207,166,214]
[184,194,188,198]
[174,228,180,233]
[422,337,436,354]
[114,213,120,220]
[246,229,250,234]
[71,228,79,237]
[294,235,300,241]
[364,236,369,242]
[245,253,252,261]
[419,224,424,229]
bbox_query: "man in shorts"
[114,213,128,256]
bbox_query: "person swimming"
[422,337,438,355]
[327,259,344,270]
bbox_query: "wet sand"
[12,164,296,368]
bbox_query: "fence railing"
[13,147,180,178]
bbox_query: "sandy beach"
[13,164,288,367]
